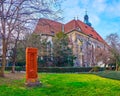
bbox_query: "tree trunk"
[104,63,107,70]
[11,64,15,73]
[0,57,6,77]
[0,39,7,77]
[11,49,17,73]
[11,28,20,73]
[11,51,16,73]
[115,64,119,71]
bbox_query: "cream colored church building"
[34,13,108,67]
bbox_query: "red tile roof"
[34,18,105,43]
[34,18,63,35]
[77,20,105,43]
[64,20,80,33]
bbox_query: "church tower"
[84,11,92,27]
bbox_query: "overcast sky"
[61,0,120,39]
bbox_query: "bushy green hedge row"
[37,67,104,73]
[37,67,92,73]
[5,66,25,71]
[5,67,12,71]
[4,66,104,73]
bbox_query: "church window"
[51,31,54,35]
[97,46,100,48]
[88,34,93,37]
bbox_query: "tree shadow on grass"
[92,71,120,81]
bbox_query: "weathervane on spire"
[85,9,87,15]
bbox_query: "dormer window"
[76,27,81,31]
[85,26,87,28]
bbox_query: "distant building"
[34,13,108,67]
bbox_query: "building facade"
[34,13,108,67]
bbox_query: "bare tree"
[94,47,111,68]
[0,0,62,77]
[9,24,28,73]
[106,33,120,71]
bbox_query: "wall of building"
[67,30,106,67]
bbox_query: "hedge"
[5,66,25,71]
[3,66,104,73]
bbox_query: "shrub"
[15,66,23,71]
[5,66,12,71]
[93,66,100,72]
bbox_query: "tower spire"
[84,10,92,27]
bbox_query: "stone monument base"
[25,79,42,87]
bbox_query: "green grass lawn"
[0,72,120,96]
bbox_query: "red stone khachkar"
[26,47,41,86]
